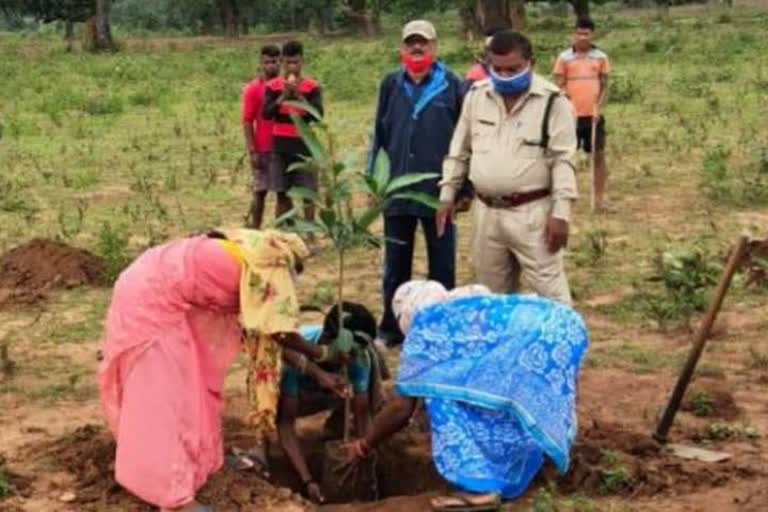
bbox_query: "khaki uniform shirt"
[440,74,578,221]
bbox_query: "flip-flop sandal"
[430,493,501,512]
[226,448,270,477]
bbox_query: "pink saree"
[98,236,242,508]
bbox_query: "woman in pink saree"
[98,230,346,512]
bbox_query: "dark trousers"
[379,215,456,345]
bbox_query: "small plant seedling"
[0,456,11,498]
[531,485,557,512]
[97,222,131,284]
[691,390,715,417]
[278,99,439,337]
[278,100,439,447]
[578,228,608,266]
[0,338,17,379]
[703,422,759,441]
[599,465,631,494]
[600,449,620,465]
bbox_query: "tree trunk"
[571,0,590,20]
[218,0,239,38]
[509,0,526,30]
[655,0,670,19]
[348,0,377,36]
[64,20,75,51]
[87,0,114,52]
[467,0,526,37]
[370,0,382,32]
[200,10,215,35]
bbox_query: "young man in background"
[554,18,611,212]
[241,45,281,228]
[263,41,324,234]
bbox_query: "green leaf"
[289,113,328,161]
[287,186,321,204]
[286,158,312,174]
[332,161,346,178]
[274,206,302,228]
[333,328,355,353]
[362,173,378,194]
[289,219,327,235]
[319,208,337,227]
[373,150,390,194]
[390,191,441,210]
[342,152,358,171]
[283,99,323,121]
[384,172,439,195]
[355,205,382,231]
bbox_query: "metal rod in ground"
[653,235,749,443]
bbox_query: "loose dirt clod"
[0,238,106,309]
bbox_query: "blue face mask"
[489,66,532,95]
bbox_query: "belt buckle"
[489,197,505,208]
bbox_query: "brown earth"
[15,422,311,512]
[0,239,105,309]
[5,381,764,512]
[551,418,762,497]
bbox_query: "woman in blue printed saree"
[346,280,589,512]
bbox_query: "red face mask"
[400,51,434,74]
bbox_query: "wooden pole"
[590,108,598,213]
[653,236,749,443]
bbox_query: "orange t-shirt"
[553,47,611,117]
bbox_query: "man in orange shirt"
[554,18,611,211]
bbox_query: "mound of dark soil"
[0,238,106,308]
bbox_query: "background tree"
[463,0,526,37]
[570,0,590,19]
[0,0,116,51]
[347,0,378,36]
[85,0,115,51]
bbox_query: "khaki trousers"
[470,198,572,304]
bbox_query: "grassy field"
[1,2,768,511]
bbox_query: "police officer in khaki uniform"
[436,30,577,304]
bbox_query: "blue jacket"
[367,62,464,217]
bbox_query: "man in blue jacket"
[368,20,464,347]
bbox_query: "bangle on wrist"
[316,345,330,362]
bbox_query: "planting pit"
[8,405,762,512]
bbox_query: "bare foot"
[429,492,500,511]
[305,481,325,504]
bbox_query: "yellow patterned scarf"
[219,229,309,436]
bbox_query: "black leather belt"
[477,189,550,208]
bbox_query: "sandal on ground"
[226,447,269,477]
[430,492,501,512]
[160,503,215,512]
